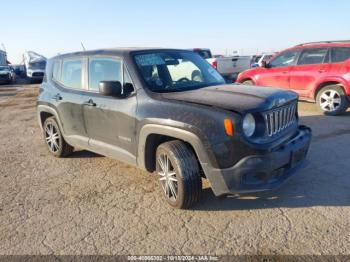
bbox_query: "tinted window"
[52,61,61,81]
[28,61,46,70]
[298,48,328,65]
[269,50,298,68]
[193,50,212,59]
[331,47,350,63]
[61,59,82,89]
[253,56,262,63]
[88,57,122,91]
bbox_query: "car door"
[289,47,330,98]
[82,56,137,165]
[256,49,299,89]
[52,57,89,148]
[329,46,350,77]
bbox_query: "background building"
[0,50,7,65]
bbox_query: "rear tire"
[316,85,349,116]
[43,117,73,157]
[241,80,254,85]
[155,140,202,209]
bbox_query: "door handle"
[51,94,62,101]
[282,71,288,74]
[318,69,326,73]
[83,99,96,107]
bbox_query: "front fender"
[137,123,211,169]
[137,123,230,196]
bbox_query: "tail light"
[211,60,218,70]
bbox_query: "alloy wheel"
[320,90,342,112]
[45,123,60,153]
[157,153,178,201]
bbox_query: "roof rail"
[297,40,350,46]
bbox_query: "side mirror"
[99,81,122,97]
[260,61,267,68]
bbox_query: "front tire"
[316,85,349,116]
[241,79,254,85]
[156,140,202,209]
[43,117,73,157]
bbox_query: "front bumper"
[27,72,44,79]
[202,125,312,196]
[0,74,11,83]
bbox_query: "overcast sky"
[2,0,350,63]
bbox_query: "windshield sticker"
[135,54,165,66]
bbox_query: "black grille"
[33,72,44,77]
[263,102,297,137]
[0,73,9,79]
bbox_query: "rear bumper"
[202,125,312,196]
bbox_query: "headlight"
[242,113,256,137]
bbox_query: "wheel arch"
[37,105,64,134]
[314,80,348,100]
[239,77,255,84]
[138,125,210,173]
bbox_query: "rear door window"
[61,58,83,89]
[297,48,328,65]
[331,47,350,63]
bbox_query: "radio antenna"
[81,42,86,51]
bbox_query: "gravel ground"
[0,83,349,255]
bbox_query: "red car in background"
[236,41,350,115]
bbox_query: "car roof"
[294,40,350,49]
[51,47,191,60]
[273,41,350,56]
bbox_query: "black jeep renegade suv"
[37,48,311,208]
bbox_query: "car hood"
[160,84,298,114]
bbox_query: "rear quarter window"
[331,47,350,63]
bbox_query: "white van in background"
[23,51,47,83]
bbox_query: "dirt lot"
[0,83,349,255]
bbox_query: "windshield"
[0,66,9,71]
[133,51,225,93]
[28,61,46,70]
